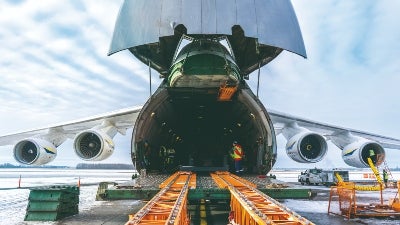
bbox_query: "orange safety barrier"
[126,171,195,225]
[328,182,357,219]
[328,180,400,219]
[211,171,314,225]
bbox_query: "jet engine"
[73,130,114,161]
[285,132,328,163]
[13,138,57,165]
[341,140,385,167]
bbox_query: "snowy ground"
[0,169,134,189]
[0,169,134,225]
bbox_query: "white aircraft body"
[1,0,400,174]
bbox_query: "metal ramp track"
[211,171,315,225]
[125,172,196,225]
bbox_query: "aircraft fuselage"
[132,38,277,174]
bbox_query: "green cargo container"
[28,190,78,202]
[24,186,80,221]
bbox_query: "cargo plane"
[1,0,400,174]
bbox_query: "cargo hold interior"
[132,85,275,174]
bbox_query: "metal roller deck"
[97,173,311,201]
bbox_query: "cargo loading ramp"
[211,171,314,225]
[125,171,196,225]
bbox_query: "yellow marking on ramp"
[200,199,207,225]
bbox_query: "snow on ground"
[0,169,134,225]
[0,169,134,189]
[0,185,103,225]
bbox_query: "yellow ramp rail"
[125,172,195,225]
[211,171,314,225]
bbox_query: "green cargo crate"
[24,185,80,221]
[48,186,80,194]
[30,186,80,194]
[28,190,78,202]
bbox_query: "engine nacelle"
[73,130,114,161]
[286,132,328,163]
[13,138,57,165]
[342,140,385,167]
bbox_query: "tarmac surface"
[55,200,145,225]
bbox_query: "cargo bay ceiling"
[108,0,307,76]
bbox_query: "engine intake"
[286,132,328,163]
[13,138,57,165]
[74,130,114,161]
[342,140,385,167]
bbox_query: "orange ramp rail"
[125,171,195,225]
[211,171,314,225]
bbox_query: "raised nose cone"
[168,39,240,88]
[108,0,306,77]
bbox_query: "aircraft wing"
[0,106,141,146]
[2,106,399,149]
[1,105,399,168]
[268,109,400,149]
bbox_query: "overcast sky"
[0,0,399,169]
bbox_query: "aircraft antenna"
[256,62,261,98]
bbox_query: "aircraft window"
[173,35,193,61]
[219,38,235,59]
[173,35,235,61]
